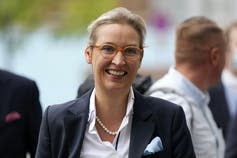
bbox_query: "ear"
[85,46,93,64]
[209,47,220,66]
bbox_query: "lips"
[106,69,127,76]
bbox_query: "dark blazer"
[36,89,196,158]
[208,81,230,139]
[0,70,42,158]
[225,112,237,158]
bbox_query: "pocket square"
[143,136,163,156]
[5,111,21,123]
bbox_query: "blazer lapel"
[129,91,155,158]
[63,113,88,158]
[60,91,91,158]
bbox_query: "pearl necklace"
[96,116,118,136]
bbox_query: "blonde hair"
[87,7,146,48]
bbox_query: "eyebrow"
[97,42,139,47]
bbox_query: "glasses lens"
[101,45,115,54]
[124,46,141,60]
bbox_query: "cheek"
[92,55,110,72]
[129,61,142,74]
[135,60,142,69]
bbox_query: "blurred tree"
[0,0,116,68]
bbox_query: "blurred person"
[36,7,196,158]
[146,16,226,158]
[77,74,95,98]
[0,69,42,158]
[223,22,237,92]
[208,22,237,140]
[225,110,237,158]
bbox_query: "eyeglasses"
[90,44,143,61]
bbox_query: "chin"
[105,83,129,91]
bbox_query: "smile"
[106,69,127,76]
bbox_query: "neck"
[95,87,129,120]
[94,87,130,143]
[175,65,209,92]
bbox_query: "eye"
[124,47,139,56]
[101,45,116,54]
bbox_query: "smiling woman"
[35,7,196,158]
[85,23,142,93]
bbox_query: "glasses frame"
[90,43,143,61]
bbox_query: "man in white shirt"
[147,16,226,158]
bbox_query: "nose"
[112,51,126,65]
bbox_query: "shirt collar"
[87,87,134,133]
[168,67,210,107]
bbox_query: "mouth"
[106,69,127,77]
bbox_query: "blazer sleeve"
[172,106,196,158]
[36,106,51,158]
[25,81,42,157]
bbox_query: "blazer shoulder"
[143,93,180,108]
[135,90,182,115]
[46,91,91,122]
[48,99,77,110]
[46,99,79,118]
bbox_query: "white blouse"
[80,88,134,158]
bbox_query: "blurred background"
[1,0,237,110]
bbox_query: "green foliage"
[0,0,117,35]
[0,0,41,31]
[53,0,117,36]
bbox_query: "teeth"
[108,70,125,76]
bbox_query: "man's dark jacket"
[0,70,42,158]
[208,81,230,139]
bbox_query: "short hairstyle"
[87,7,146,48]
[175,16,224,65]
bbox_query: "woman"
[36,7,196,158]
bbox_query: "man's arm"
[25,81,42,157]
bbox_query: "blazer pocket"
[142,151,165,158]
[4,111,21,123]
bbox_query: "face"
[229,29,237,70]
[229,29,237,52]
[85,23,143,92]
